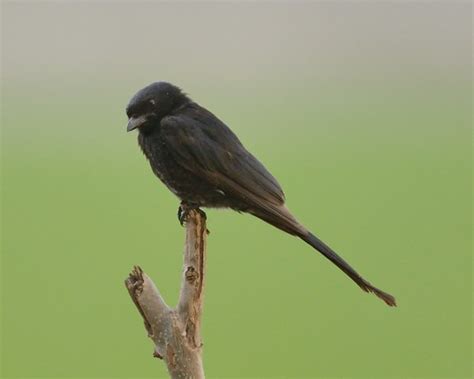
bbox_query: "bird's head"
[126,81,188,132]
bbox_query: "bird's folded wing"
[160,113,285,207]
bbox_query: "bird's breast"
[138,133,182,194]
[137,131,235,207]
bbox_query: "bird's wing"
[160,108,285,207]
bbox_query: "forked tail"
[249,204,396,306]
[301,232,396,306]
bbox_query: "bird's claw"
[177,203,206,226]
[177,205,186,226]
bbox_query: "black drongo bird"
[126,81,396,306]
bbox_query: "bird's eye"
[149,99,156,106]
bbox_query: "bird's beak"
[127,115,148,132]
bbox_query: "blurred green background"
[1,2,471,378]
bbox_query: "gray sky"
[2,1,471,87]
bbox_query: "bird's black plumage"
[126,81,396,306]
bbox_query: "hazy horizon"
[2,2,472,378]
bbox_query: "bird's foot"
[177,205,186,225]
[177,202,206,226]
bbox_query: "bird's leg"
[178,202,206,226]
[177,204,186,225]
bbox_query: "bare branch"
[177,209,207,348]
[125,209,207,378]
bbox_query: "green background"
[1,2,472,378]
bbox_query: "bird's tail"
[300,232,396,306]
[249,204,396,307]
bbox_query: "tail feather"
[301,232,396,307]
[248,204,396,306]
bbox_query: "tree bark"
[125,209,207,378]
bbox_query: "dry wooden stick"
[125,209,207,378]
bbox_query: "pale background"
[1,1,472,378]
